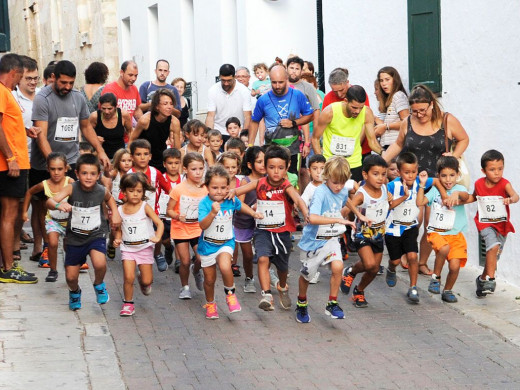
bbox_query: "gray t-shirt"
[293,80,320,111]
[31,85,90,170]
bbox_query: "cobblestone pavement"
[100,239,520,390]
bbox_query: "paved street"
[2,237,520,389]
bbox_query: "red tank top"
[474,177,515,236]
[256,177,296,233]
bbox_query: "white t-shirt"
[207,82,252,135]
[12,87,40,155]
[380,91,409,147]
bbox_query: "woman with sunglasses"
[384,84,469,275]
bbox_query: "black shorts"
[353,235,384,254]
[288,154,300,175]
[162,219,171,241]
[0,169,28,198]
[385,226,419,260]
[173,237,198,248]
[253,229,292,272]
[29,166,76,200]
[350,166,363,182]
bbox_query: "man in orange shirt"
[0,53,39,283]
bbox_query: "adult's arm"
[33,120,52,160]
[0,115,19,177]
[312,106,333,155]
[363,107,383,154]
[121,109,133,136]
[248,120,260,146]
[446,113,469,158]
[243,111,252,131]
[80,118,110,169]
[169,115,181,149]
[205,111,216,129]
[133,106,144,121]
[383,117,408,162]
[129,113,151,142]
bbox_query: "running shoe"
[325,300,345,319]
[0,268,38,284]
[155,253,168,272]
[120,302,135,316]
[39,246,49,263]
[407,286,420,303]
[179,286,192,299]
[69,289,82,311]
[295,301,310,323]
[174,259,180,274]
[482,278,496,294]
[441,290,458,303]
[93,282,109,304]
[352,286,368,308]
[226,292,241,313]
[140,283,152,296]
[38,259,50,268]
[45,269,59,283]
[340,267,355,294]
[204,302,219,319]
[269,268,279,289]
[385,268,397,287]
[107,245,116,260]
[259,292,274,311]
[243,277,256,293]
[191,264,204,291]
[164,245,174,265]
[231,264,241,277]
[277,282,291,309]
[475,276,488,298]
[377,265,384,275]
[428,277,441,294]
[12,261,36,277]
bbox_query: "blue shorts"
[65,238,107,266]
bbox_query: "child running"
[230,145,309,311]
[181,119,215,167]
[198,165,263,319]
[384,152,433,303]
[296,157,356,323]
[47,153,121,311]
[167,152,207,299]
[416,156,469,303]
[233,146,265,293]
[340,155,394,308]
[464,150,518,297]
[22,152,75,282]
[113,172,164,316]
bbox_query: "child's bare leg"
[138,263,153,287]
[407,252,419,286]
[89,249,107,285]
[432,245,450,277]
[257,256,270,291]
[203,264,217,302]
[122,260,136,301]
[298,275,309,299]
[277,268,288,289]
[231,246,238,266]
[47,232,60,271]
[240,242,254,278]
[65,265,81,291]
[329,260,343,297]
[357,249,383,291]
[483,245,500,279]
[217,252,234,288]
[444,258,461,291]
[192,247,202,273]
[176,242,191,286]
[387,258,400,272]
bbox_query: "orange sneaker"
[80,263,89,270]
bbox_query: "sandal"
[13,250,21,261]
[400,260,409,270]
[30,252,43,262]
[20,242,28,250]
[418,265,433,275]
[21,230,34,243]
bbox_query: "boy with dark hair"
[46,154,121,310]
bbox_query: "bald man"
[248,65,313,174]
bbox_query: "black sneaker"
[174,259,180,274]
[352,286,368,308]
[13,261,36,277]
[475,276,487,298]
[164,245,174,265]
[0,268,38,284]
[340,267,355,295]
[45,269,59,283]
[231,264,241,277]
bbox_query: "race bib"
[330,135,355,157]
[256,200,285,229]
[365,201,389,228]
[316,212,346,240]
[145,190,156,211]
[111,176,122,205]
[70,205,101,235]
[55,117,79,142]
[428,203,456,232]
[179,195,200,223]
[204,213,233,244]
[477,196,507,223]
[49,208,70,224]
[158,193,170,219]
[122,218,151,246]
[392,199,419,226]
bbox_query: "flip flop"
[30,252,43,262]
[21,231,34,243]
[418,265,433,275]
[400,261,409,270]
[20,242,28,250]
[13,250,21,261]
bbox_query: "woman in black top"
[130,88,181,172]
[89,93,133,159]
[384,84,469,274]
[172,77,191,129]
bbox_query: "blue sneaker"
[441,290,458,303]
[69,289,82,311]
[385,269,397,287]
[325,301,344,319]
[94,282,109,304]
[295,301,310,323]
[428,277,441,294]
[155,254,168,272]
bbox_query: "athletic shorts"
[199,246,234,268]
[121,245,154,265]
[64,237,106,266]
[480,227,507,254]
[253,229,292,272]
[0,169,28,198]
[353,235,384,254]
[45,219,66,236]
[173,237,198,248]
[299,238,342,282]
[384,226,419,260]
[289,154,300,175]
[234,227,254,243]
[161,219,171,241]
[350,166,362,182]
[427,232,467,267]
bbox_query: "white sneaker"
[191,264,204,291]
[243,277,257,293]
[179,286,192,299]
[309,271,320,284]
[269,268,279,289]
[259,292,274,311]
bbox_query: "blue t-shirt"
[386,177,433,237]
[198,196,242,255]
[138,82,181,111]
[425,184,468,235]
[252,88,313,135]
[298,184,350,252]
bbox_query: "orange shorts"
[427,232,467,267]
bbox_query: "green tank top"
[323,102,365,168]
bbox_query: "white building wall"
[116,0,318,116]
[323,0,520,286]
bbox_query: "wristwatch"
[291,119,297,127]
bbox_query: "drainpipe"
[316,0,325,91]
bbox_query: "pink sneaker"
[226,292,241,313]
[120,303,135,316]
[204,302,219,319]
